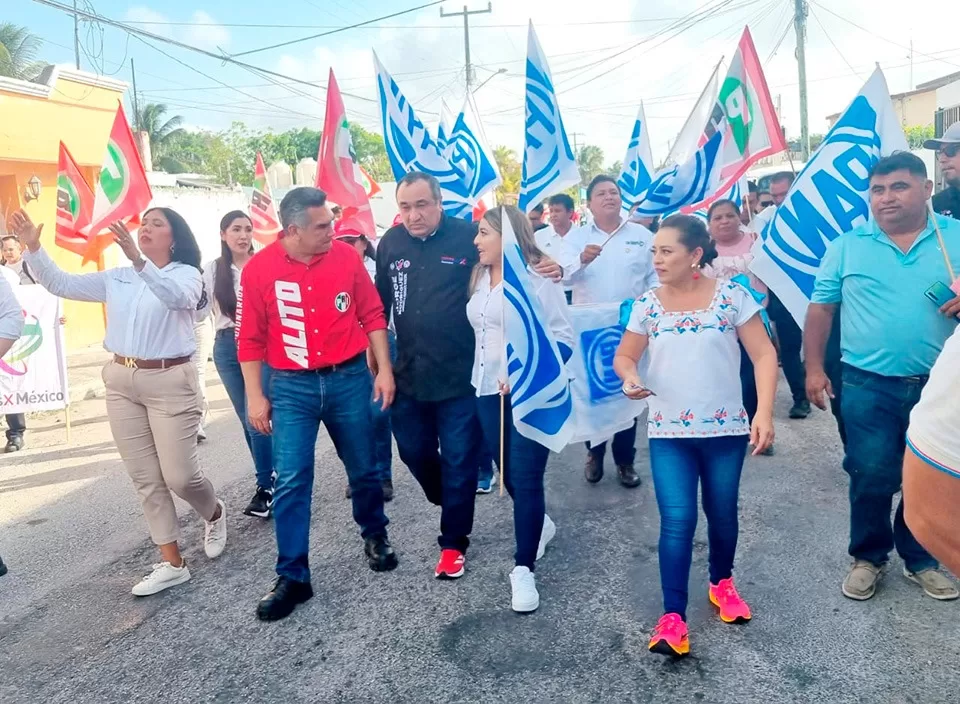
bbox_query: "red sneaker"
[709,577,752,623]
[435,549,465,579]
[648,613,690,657]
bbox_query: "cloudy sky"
[10,0,960,167]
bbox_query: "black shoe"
[243,487,273,518]
[365,534,399,572]
[5,436,23,453]
[789,399,811,419]
[617,464,642,488]
[257,577,314,621]
[382,479,394,502]
[0,556,7,577]
[584,455,603,483]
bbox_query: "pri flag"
[519,22,579,213]
[316,68,377,238]
[250,152,281,244]
[690,176,747,222]
[618,103,655,214]
[631,130,723,218]
[359,166,381,198]
[695,27,786,209]
[750,68,907,325]
[82,102,152,263]
[447,94,502,205]
[502,208,575,453]
[373,52,473,219]
[55,142,94,257]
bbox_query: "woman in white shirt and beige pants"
[0,268,25,577]
[11,207,227,597]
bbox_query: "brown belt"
[114,355,191,370]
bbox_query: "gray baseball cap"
[924,121,960,150]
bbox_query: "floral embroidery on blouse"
[670,409,695,427]
[648,410,664,428]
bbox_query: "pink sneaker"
[709,577,752,623]
[648,613,690,657]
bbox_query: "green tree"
[576,145,606,187]
[904,124,935,149]
[350,123,391,182]
[493,145,521,204]
[607,160,623,178]
[135,103,186,163]
[0,23,45,81]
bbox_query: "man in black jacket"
[926,122,960,218]
[376,172,561,579]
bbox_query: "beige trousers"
[103,361,218,545]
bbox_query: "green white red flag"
[359,165,381,198]
[316,69,377,238]
[250,151,281,244]
[55,142,94,257]
[82,102,153,263]
[687,26,786,211]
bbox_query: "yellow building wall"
[0,67,127,350]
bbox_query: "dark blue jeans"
[649,435,749,620]
[840,364,936,572]
[270,356,389,583]
[392,391,481,553]
[586,420,638,466]
[476,393,549,570]
[213,330,273,489]
[370,331,397,482]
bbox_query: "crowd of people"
[3,123,960,658]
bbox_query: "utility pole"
[130,59,140,130]
[73,0,81,70]
[440,3,492,91]
[908,39,914,89]
[794,0,810,161]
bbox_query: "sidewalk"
[64,344,113,402]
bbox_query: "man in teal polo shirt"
[805,152,960,603]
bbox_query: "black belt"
[306,352,365,375]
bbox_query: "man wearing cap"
[926,121,960,218]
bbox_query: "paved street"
[1,358,958,704]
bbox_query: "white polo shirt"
[564,218,658,304]
[535,225,581,289]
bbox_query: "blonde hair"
[470,205,546,292]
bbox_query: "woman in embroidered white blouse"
[613,214,778,659]
[466,206,573,615]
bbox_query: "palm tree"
[0,24,45,81]
[135,103,186,160]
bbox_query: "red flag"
[55,142,94,257]
[250,152,281,244]
[359,165,381,198]
[82,102,153,263]
[316,69,377,238]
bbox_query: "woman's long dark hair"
[144,207,202,271]
[214,210,252,322]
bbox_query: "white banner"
[568,303,647,445]
[0,286,69,414]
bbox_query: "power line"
[232,0,445,58]
[808,6,861,79]
[119,17,687,29]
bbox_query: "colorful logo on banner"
[580,325,623,403]
[0,313,42,376]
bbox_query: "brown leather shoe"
[617,464,641,488]
[584,454,603,483]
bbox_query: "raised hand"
[108,221,143,267]
[9,210,43,252]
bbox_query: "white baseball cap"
[924,121,960,150]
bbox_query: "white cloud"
[124,6,174,38]
[184,11,231,51]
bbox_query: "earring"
[170,243,176,253]
[691,262,700,280]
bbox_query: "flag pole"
[499,206,506,498]
[929,201,956,282]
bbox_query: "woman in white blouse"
[467,205,574,614]
[613,214,778,658]
[198,211,274,519]
[10,207,226,597]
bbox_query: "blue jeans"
[392,391,481,553]
[840,364,936,572]
[586,420,638,466]
[370,332,397,482]
[270,355,389,583]
[476,394,549,569]
[649,435,749,620]
[213,330,273,489]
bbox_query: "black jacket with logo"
[375,215,479,403]
[933,186,960,219]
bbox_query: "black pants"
[5,414,25,440]
[825,312,845,447]
[586,420,638,466]
[767,292,806,406]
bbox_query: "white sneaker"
[131,561,191,596]
[510,566,540,613]
[536,514,556,561]
[204,499,227,558]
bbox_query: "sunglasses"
[759,199,774,208]
[940,144,960,158]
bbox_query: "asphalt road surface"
[1,365,958,704]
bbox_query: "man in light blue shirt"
[805,152,960,603]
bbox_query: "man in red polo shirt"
[236,186,398,622]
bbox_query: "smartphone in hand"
[925,281,956,308]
